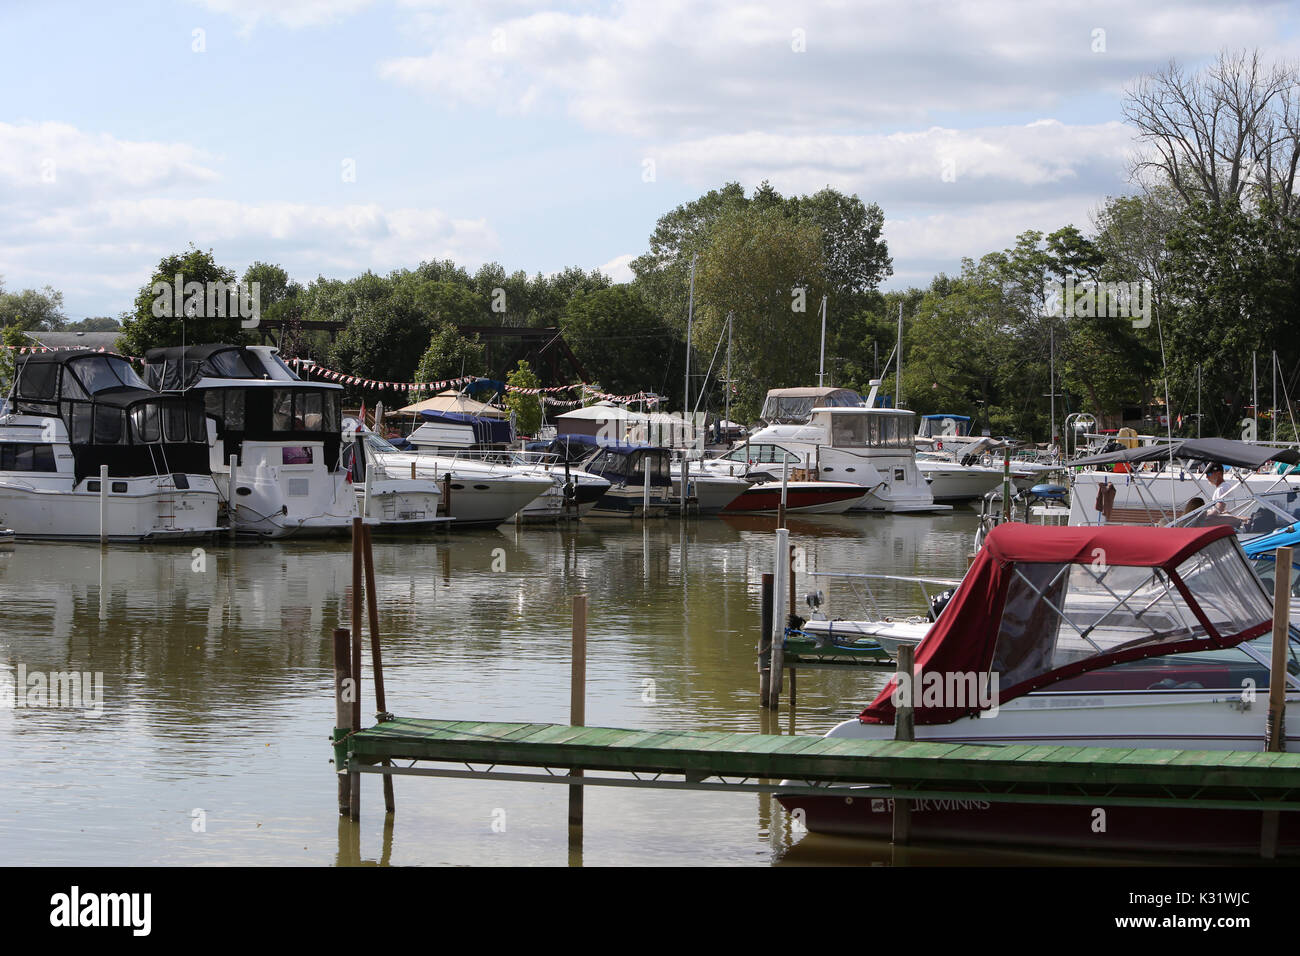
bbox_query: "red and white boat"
[697,445,867,514]
[778,523,1300,854]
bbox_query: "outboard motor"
[928,588,955,622]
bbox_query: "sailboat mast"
[1049,325,1056,448]
[895,301,902,408]
[685,255,696,425]
[725,310,732,438]
[817,295,827,387]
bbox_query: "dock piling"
[228,454,238,538]
[759,573,773,708]
[362,524,394,814]
[332,627,353,816]
[642,458,651,518]
[892,643,916,845]
[769,528,789,709]
[99,464,108,544]
[1263,545,1292,857]
[569,595,588,828]
[349,518,364,820]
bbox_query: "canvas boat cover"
[1071,437,1300,470]
[859,523,1274,725]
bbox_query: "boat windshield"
[993,538,1273,691]
[759,389,863,422]
[67,355,149,393]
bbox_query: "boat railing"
[803,570,962,625]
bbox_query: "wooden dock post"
[1262,546,1292,857]
[788,543,797,708]
[759,573,773,708]
[349,517,364,820]
[892,643,915,845]
[769,527,789,709]
[362,524,394,814]
[569,595,588,828]
[332,627,353,816]
[642,458,651,518]
[778,459,788,528]
[99,464,108,544]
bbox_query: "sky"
[1,0,1298,320]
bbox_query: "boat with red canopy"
[777,522,1300,853]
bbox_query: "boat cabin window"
[68,356,149,394]
[16,361,59,400]
[0,442,56,472]
[587,449,669,481]
[725,444,798,465]
[207,349,261,380]
[95,405,124,444]
[823,412,913,449]
[271,388,338,433]
[918,416,972,439]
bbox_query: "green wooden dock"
[343,717,1300,813]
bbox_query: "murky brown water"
[0,510,1238,866]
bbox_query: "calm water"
[0,510,1192,866]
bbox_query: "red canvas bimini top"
[859,523,1261,726]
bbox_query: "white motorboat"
[0,350,221,540]
[698,445,869,514]
[747,383,948,513]
[143,345,355,538]
[365,430,552,528]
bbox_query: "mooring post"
[788,542,798,708]
[759,572,773,708]
[1262,545,1292,858]
[349,518,364,820]
[778,458,788,528]
[642,457,651,518]
[332,627,353,817]
[769,527,789,709]
[1001,447,1011,522]
[99,464,108,544]
[569,594,588,828]
[680,455,690,517]
[228,454,238,539]
[892,643,915,845]
[362,524,394,814]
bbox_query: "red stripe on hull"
[777,793,1300,855]
[723,487,862,513]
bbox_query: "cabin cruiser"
[579,443,674,517]
[778,523,1300,853]
[699,443,869,514]
[143,345,354,537]
[0,350,220,540]
[363,427,551,528]
[747,383,946,513]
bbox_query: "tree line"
[6,49,1300,442]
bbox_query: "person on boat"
[1202,463,1246,528]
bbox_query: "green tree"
[0,285,67,332]
[693,205,827,420]
[118,247,248,357]
[505,360,543,436]
[413,322,487,396]
[561,286,681,400]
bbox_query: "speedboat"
[361,428,551,528]
[579,443,674,517]
[0,350,221,540]
[699,443,872,514]
[777,523,1300,854]
[341,421,450,531]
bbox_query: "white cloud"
[381,0,1284,138]
[598,253,635,283]
[652,120,1135,205]
[184,0,378,30]
[0,121,218,199]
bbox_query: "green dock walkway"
[345,718,1300,811]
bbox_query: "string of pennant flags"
[3,345,661,406]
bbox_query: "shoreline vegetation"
[4,51,1300,443]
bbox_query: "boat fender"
[928,588,956,622]
[935,440,943,451]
